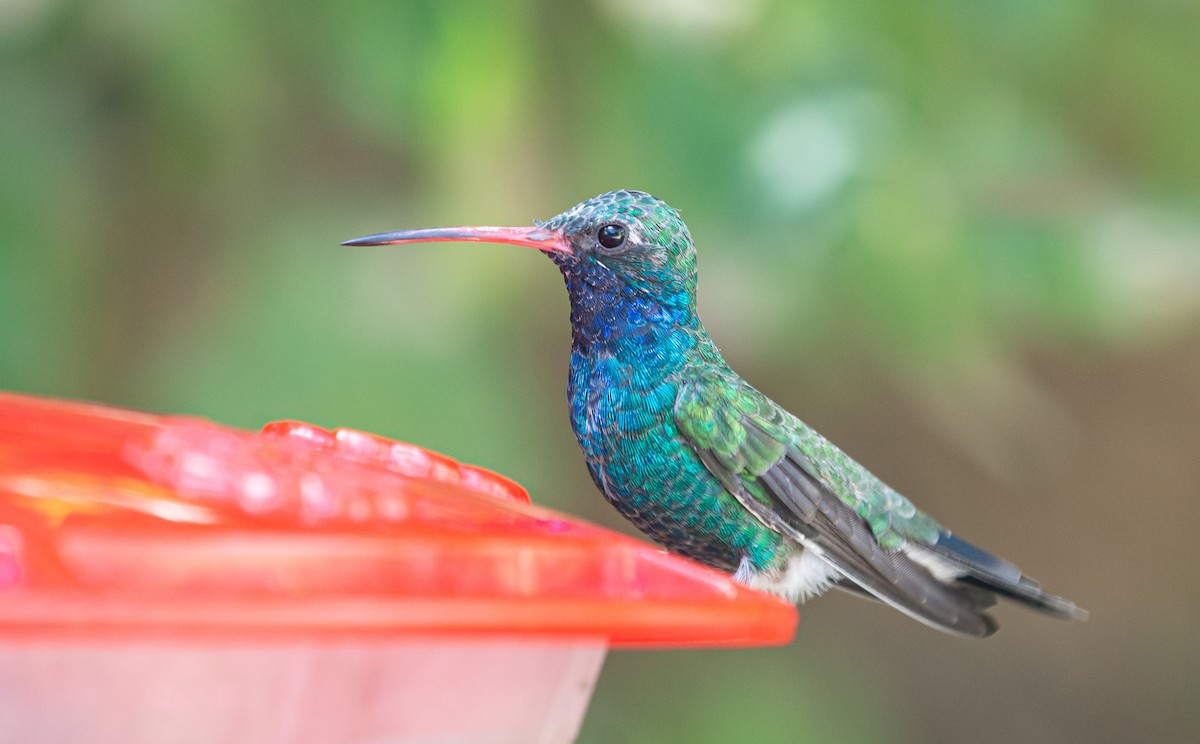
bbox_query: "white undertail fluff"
[738,548,842,602]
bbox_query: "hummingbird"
[344,189,1086,636]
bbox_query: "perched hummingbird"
[344,190,1086,636]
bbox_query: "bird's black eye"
[597,223,626,250]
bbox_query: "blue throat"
[550,254,699,365]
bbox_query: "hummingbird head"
[342,190,699,310]
[537,190,698,309]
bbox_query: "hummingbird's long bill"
[341,225,572,255]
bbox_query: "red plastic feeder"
[0,392,795,744]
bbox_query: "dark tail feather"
[749,444,1081,635]
[757,452,1002,636]
[927,532,1089,621]
[801,494,1000,637]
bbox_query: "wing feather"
[676,374,997,636]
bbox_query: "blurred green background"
[3,0,1199,741]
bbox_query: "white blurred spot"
[239,471,280,511]
[600,0,763,41]
[299,472,336,518]
[750,94,892,211]
[177,451,226,496]
[1092,205,1200,333]
[0,0,57,37]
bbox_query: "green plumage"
[675,359,941,551]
